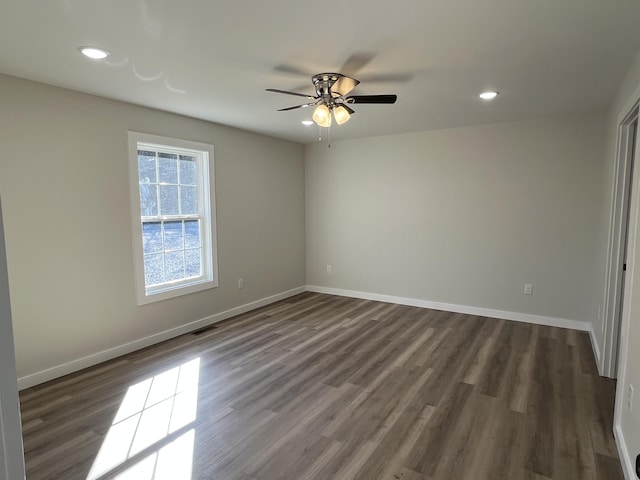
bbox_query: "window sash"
[142,218,205,290]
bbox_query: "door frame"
[0,197,26,480]
[603,102,639,378]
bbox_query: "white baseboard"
[305,285,590,332]
[18,286,306,390]
[588,323,603,375]
[614,423,635,480]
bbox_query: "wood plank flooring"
[19,293,623,480]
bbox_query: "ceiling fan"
[266,73,397,127]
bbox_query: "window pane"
[139,183,158,217]
[159,185,179,215]
[138,151,157,184]
[179,157,197,186]
[144,254,163,286]
[158,154,178,184]
[180,186,198,215]
[142,222,162,253]
[184,220,200,249]
[163,221,183,251]
[164,251,185,282]
[185,249,201,278]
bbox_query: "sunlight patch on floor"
[86,358,200,480]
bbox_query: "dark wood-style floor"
[19,292,623,480]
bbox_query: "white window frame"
[128,132,218,305]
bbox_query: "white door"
[615,119,638,374]
[0,197,25,480]
[604,105,640,377]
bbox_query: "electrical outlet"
[524,283,533,295]
[326,264,332,274]
[629,384,634,411]
[237,278,243,289]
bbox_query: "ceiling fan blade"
[273,64,315,77]
[347,94,397,104]
[277,103,315,111]
[331,75,360,97]
[358,73,414,84]
[266,88,316,99]
[340,53,375,77]
[340,104,355,115]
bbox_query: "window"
[129,132,217,305]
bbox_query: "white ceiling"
[1,0,640,144]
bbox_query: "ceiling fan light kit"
[333,105,351,125]
[312,104,332,127]
[267,72,397,128]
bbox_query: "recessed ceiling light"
[301,120,314,126]
[78,46,110,60]
[479,91,499,100]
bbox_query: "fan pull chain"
[316,126,332,148]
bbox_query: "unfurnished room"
[1,1,640,479]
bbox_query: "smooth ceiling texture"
[1,0,640,143]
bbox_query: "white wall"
[306,114,605,325]
[604,51,640,480]
[0,74,306,386]
[0,198,25,479]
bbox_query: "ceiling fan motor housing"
[312,73,357,99]
[312,73,338,97]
